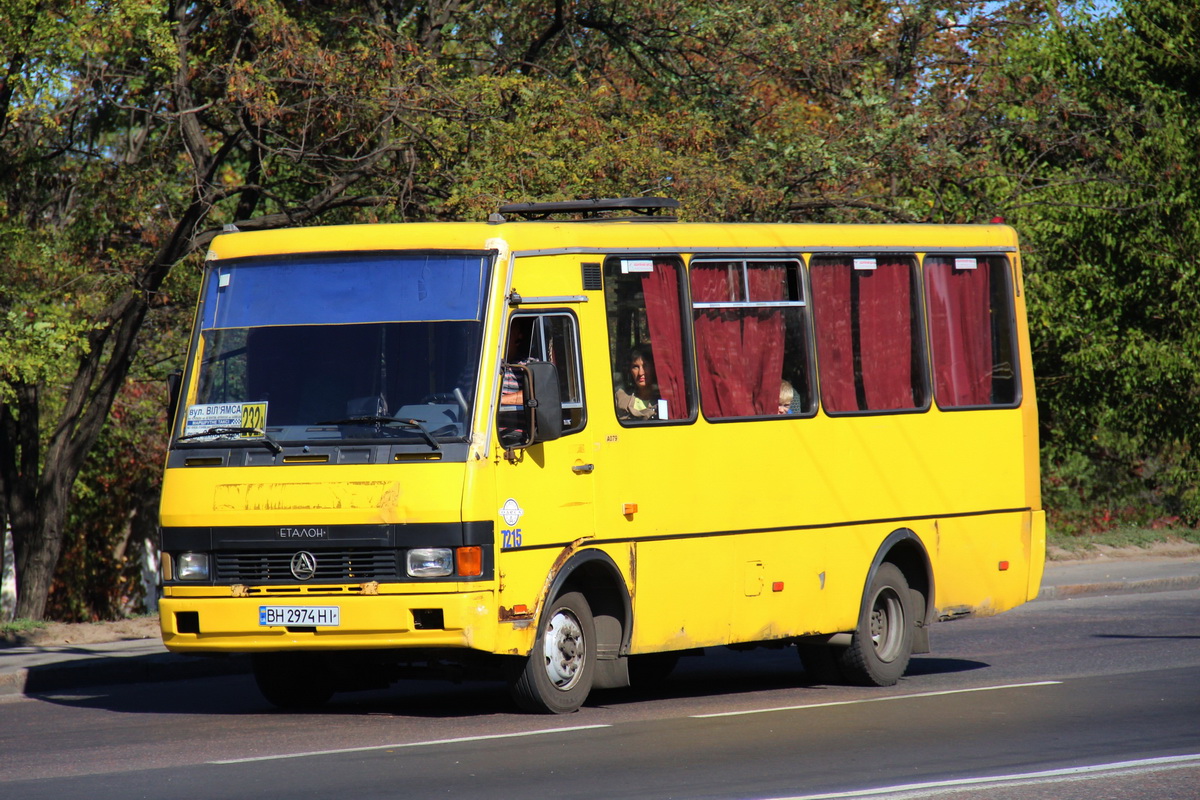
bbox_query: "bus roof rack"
[495,197,680,222]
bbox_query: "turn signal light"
[456,546,483,577]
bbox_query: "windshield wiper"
[316,416,442,452]
[176,426,283,454]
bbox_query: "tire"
[838,563,915,686]
[252,652,335,711]
[509,591,596,714]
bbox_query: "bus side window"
[603,256,694,424]
[924,255,1020,408]
[810,255,928,414]
[498,312,586,437]
[690,258,814,419]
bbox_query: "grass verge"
[0,618,47,640]
[1048,524,1200,558]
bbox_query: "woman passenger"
[615,348,659,420]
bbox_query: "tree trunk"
[11,493,69,621]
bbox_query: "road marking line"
[691,681,1063,718]
[209,724,611,764]
[766,753,1200,799]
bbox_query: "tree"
[0,0,470,619]
[8,0,1189,621]
[991,0,1200,524]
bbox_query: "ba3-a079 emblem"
[290,551,318,580]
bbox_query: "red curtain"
[858,262,913,410]
[692,263,786,417]
[745,265,787,414]
[926,259,992,406]
[811,259,915,412]
[810,263,856,412]
[641,259,687,419]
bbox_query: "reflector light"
[998,560,1010,571]
[772,582,785,592]
[623,503,638,515]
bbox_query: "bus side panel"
[1027,509,1047,601]
[491,548,556,656]
[932,511,1037,616]
[730,529,831,643]
[629,537,734,652]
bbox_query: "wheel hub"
[542,609,585,689]
[870,589,904,663]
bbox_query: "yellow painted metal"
[164,218,1043,660]
[160,462,465,529]
[159,591,496,653]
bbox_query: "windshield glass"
[180,251,492,445]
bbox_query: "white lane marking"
[691,681,1063,718]
[209,724,611,764]
[765,753,1200,799]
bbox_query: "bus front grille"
[214,549,401,583]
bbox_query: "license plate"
[259,606,341,627]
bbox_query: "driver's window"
[497,312,585,438]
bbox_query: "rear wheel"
[510,591,596,713]
[839,563,915,686]
[252,652,335,710]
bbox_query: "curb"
[1037,574,1200,601]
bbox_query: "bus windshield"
[179,251,493,445]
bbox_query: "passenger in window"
[500,321,532,406]
[498,322,532,446]
[615,347,659,420]
[778,380,795,415]
[500,367,522,406]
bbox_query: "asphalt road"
[1,588,1198,800]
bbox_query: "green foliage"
[995,0,1200,523]
[4,0,1200,619]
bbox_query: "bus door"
[493,311,596,616]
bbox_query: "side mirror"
[166,370,182,433]
[498,360,562,449]
[524,360,563,443]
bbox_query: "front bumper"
[159,589,497,654]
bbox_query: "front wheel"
[509,591,596,713]
[838,563,915,686]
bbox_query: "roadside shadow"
[21,652,250,696]
[904,656,991,677]
[29,668,524,718]
[26,647,991,719]
[597,650,991,707]
[1094,633,1200,640]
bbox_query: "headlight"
[176,552,211,581]
[407,548,453,577]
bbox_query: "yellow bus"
[159,198,1044,713]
